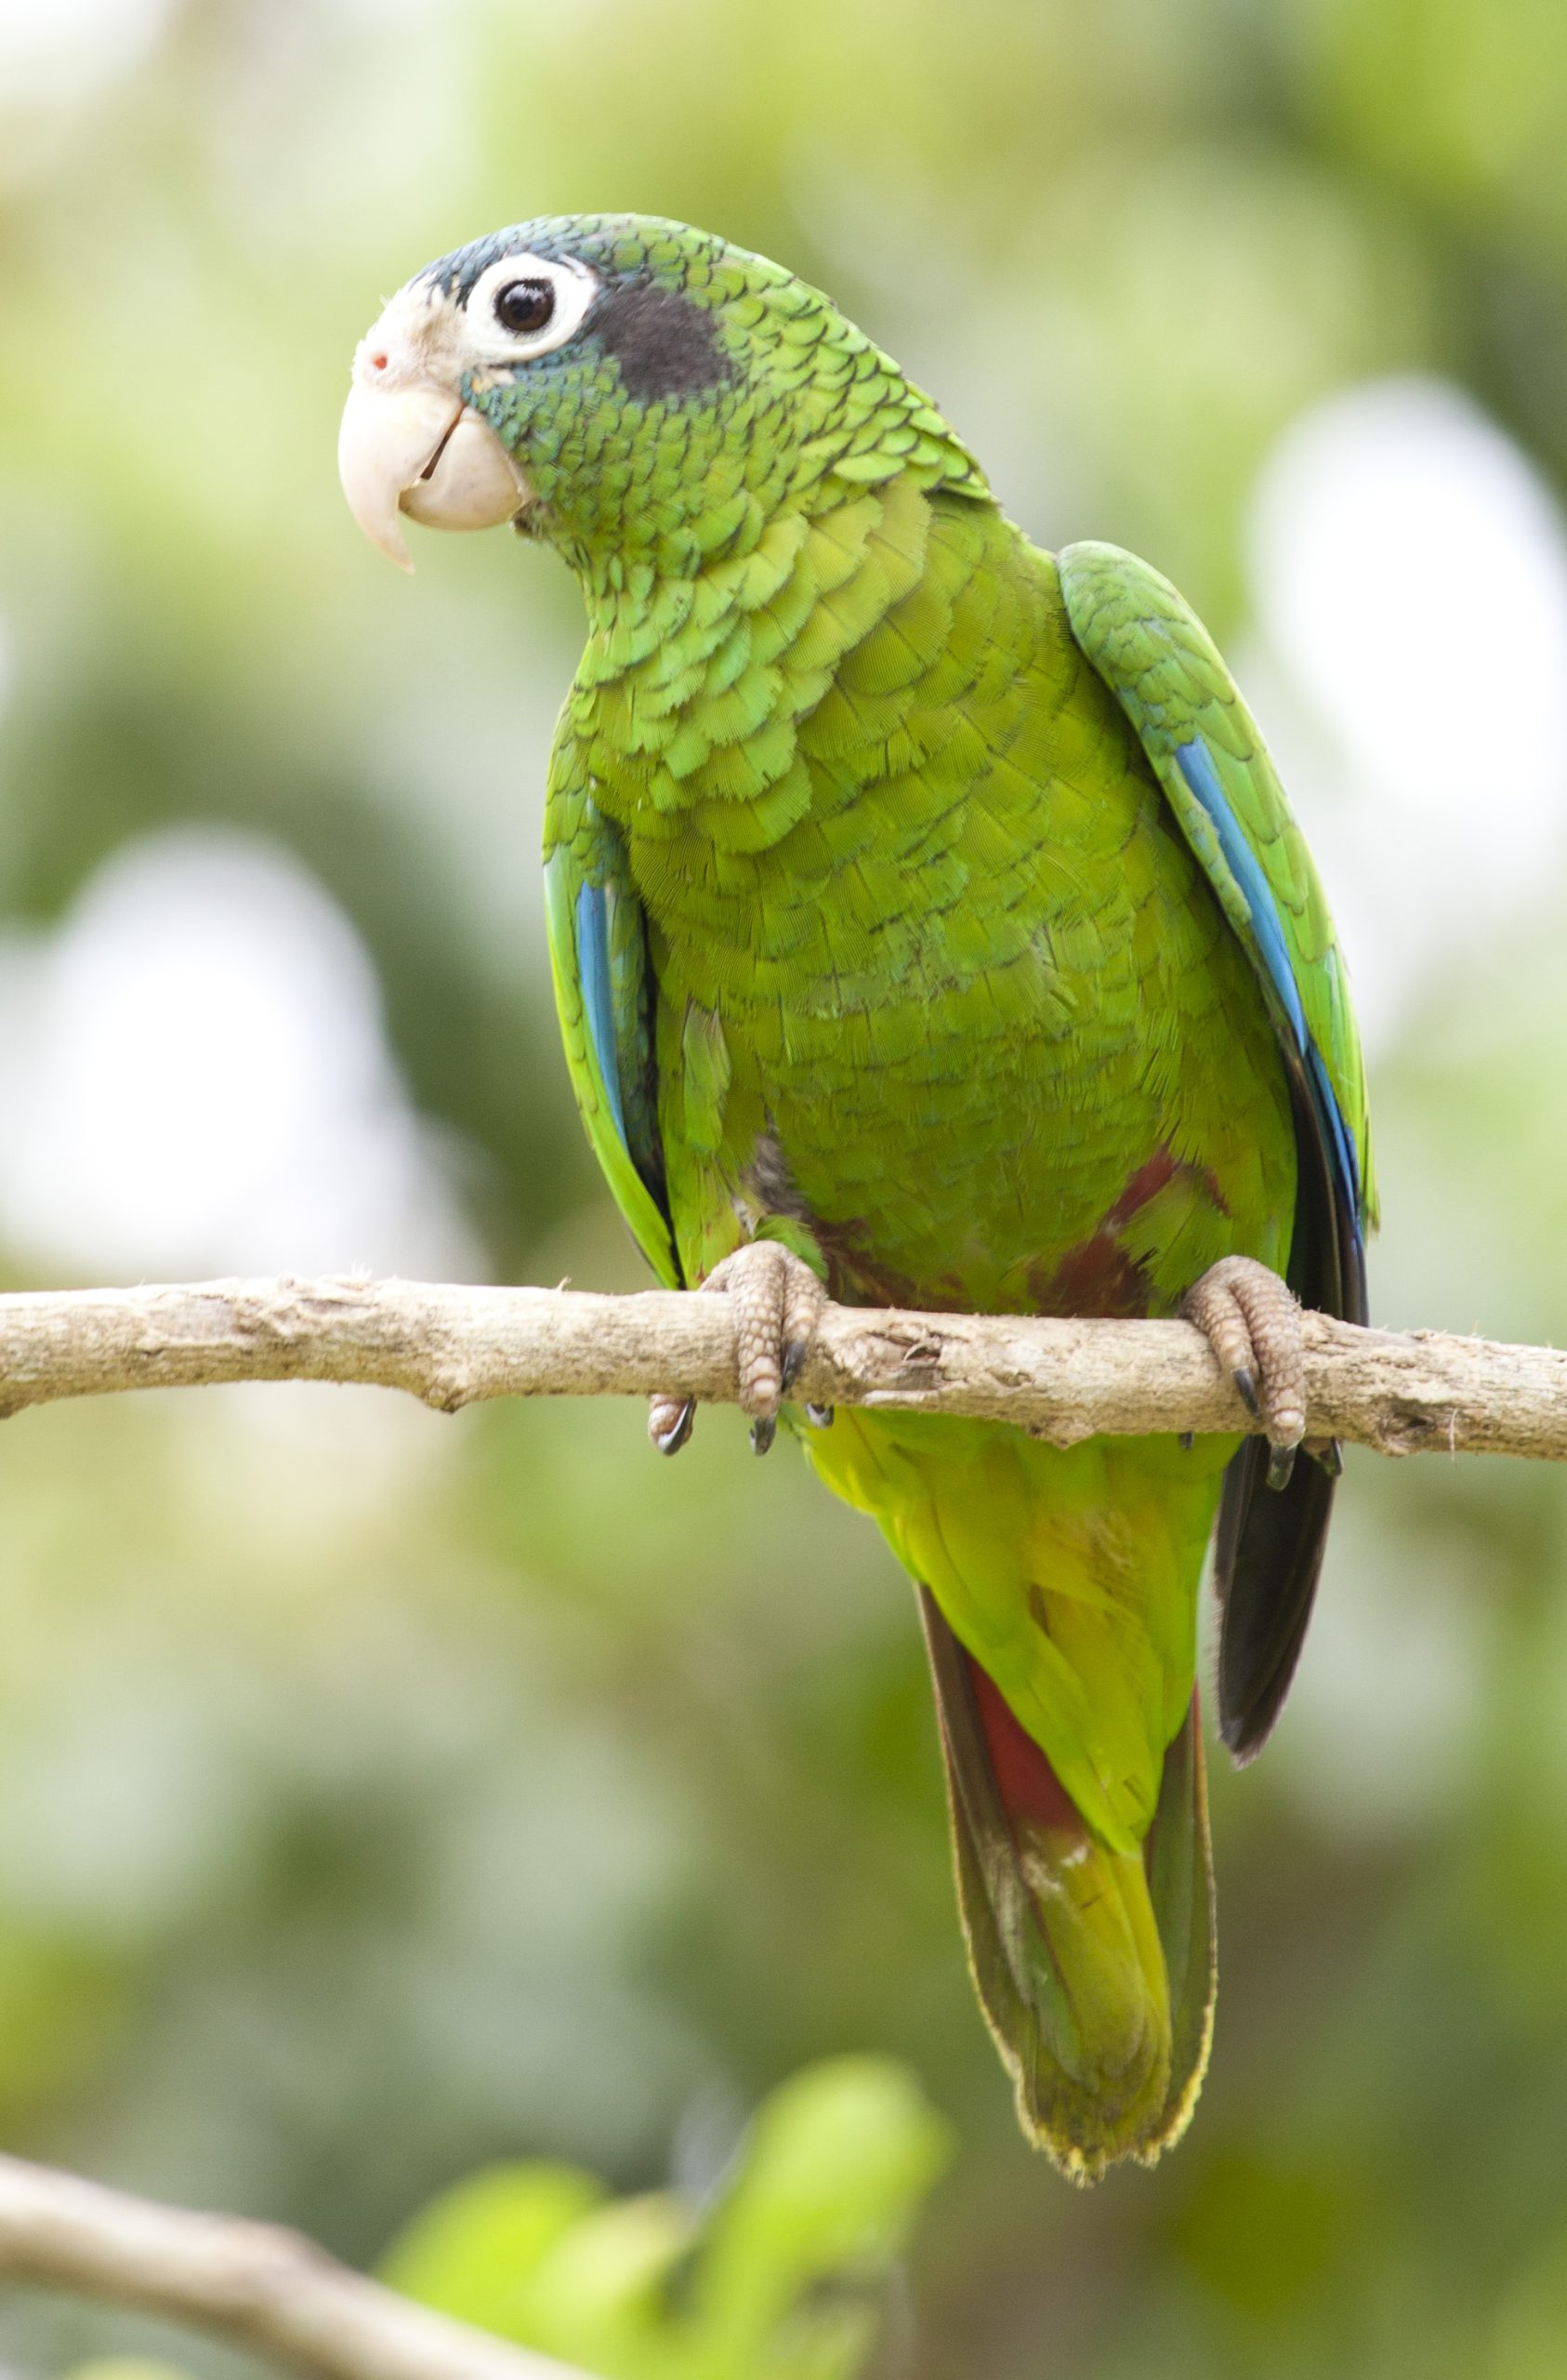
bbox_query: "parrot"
[338,215,1374,2181]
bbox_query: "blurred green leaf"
[691,2056,953,2357]
[520,2192,696,2373]
[379,2162,610,2338]
[381,2057,948,2380]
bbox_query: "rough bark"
[0,1275,1559,1459]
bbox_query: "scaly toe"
[1182,1254,1307,1463]
[704,1239,828,1436]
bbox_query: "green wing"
[1060,540,1375,1263]
[543,724,680,1289]
[1060,540,1375,1758]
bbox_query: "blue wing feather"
[1174,739,1307,1049]
[1176,736,1364,1263]
[575,879,628,1149]
[544,743,678,1289]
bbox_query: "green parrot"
[339,215,1375,2180]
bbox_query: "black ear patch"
[591,281,735,403]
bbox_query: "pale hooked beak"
[338,344,532,574]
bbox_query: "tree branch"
[0,2149,586,2380]
[0,1274,1561,1459]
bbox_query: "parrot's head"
[339,213,984,578]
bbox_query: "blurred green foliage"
[382,2056,949,2378]
[2,2,1567,2377]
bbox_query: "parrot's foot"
[648,1241,829,1458]
[1181,1257,1306,1490]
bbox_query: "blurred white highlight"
[1245,376,1567,1048]
[0,828,482,1284]
[0,0,174,101]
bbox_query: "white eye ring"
[462,253,599,370]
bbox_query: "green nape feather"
[359,213,1373,2176]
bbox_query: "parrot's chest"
[624,755,1292,1316]
[579,510,1295,1313]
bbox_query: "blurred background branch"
[0,2153,588,2380]
[4,1277,1567,1461]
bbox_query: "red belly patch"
[967,1654,1085,1841]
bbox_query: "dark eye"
[494,278,556,337]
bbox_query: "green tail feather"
[920,1591,1215,2182]
[1143,1689,1218,2146]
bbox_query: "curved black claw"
[805,1403,835,1430]
[650,1395,695,1457]
[1266,1442,1297,1493]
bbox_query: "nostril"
[370,351,388,372]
